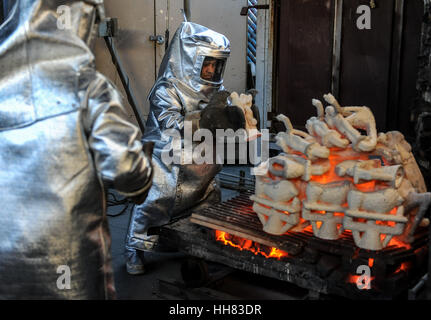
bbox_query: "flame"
[252,146,413,259]
[303,224,314,232]
[355,181,376,192]
[387,237,411,250]
[347,256,376,287]
[310,147,370,184]
[346,258,377,287]
[215,231,288,260]
[394,262,411,274]
[389,207,398,215]
[347,274,375,288]
[300,147,412,250]
[309,147,385,191]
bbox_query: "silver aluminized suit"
[0,0,152,299]
[126,22,230,254]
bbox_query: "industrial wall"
[93,0,248,129]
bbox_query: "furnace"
[154,188,427,299]
[152,94,431,300]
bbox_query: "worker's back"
[0,0,153,299]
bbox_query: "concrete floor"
[107,204,186,300]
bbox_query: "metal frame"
[387,0,406,131]
[331,0,343,98]
[255,0,275,129]
[98,17,146,133]
[413,1,431,298]
[104,36,146,133]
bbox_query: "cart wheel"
[181,258,210,288]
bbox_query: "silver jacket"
[126,22,230,251]
[0,0,152,299]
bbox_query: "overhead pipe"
[183,0,191,22]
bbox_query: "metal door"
[274,0,334,130]
[94,0,184,128]
[274,0,423,133]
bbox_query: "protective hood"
[150,21,231,106]
[0,0,103,131]
[127,23,229,254]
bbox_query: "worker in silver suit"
[125,22,246,275]
[0,0,153,299]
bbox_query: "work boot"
[125,248,146,275]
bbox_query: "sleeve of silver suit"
[150,84,186,130]
[83,73,153,197]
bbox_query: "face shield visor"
[200,56,226,83]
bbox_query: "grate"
[156,190,429,300]
[191,191,428,262]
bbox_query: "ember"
[394,262,412,274]
[189,188,428,299]
[215,231,288,260]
